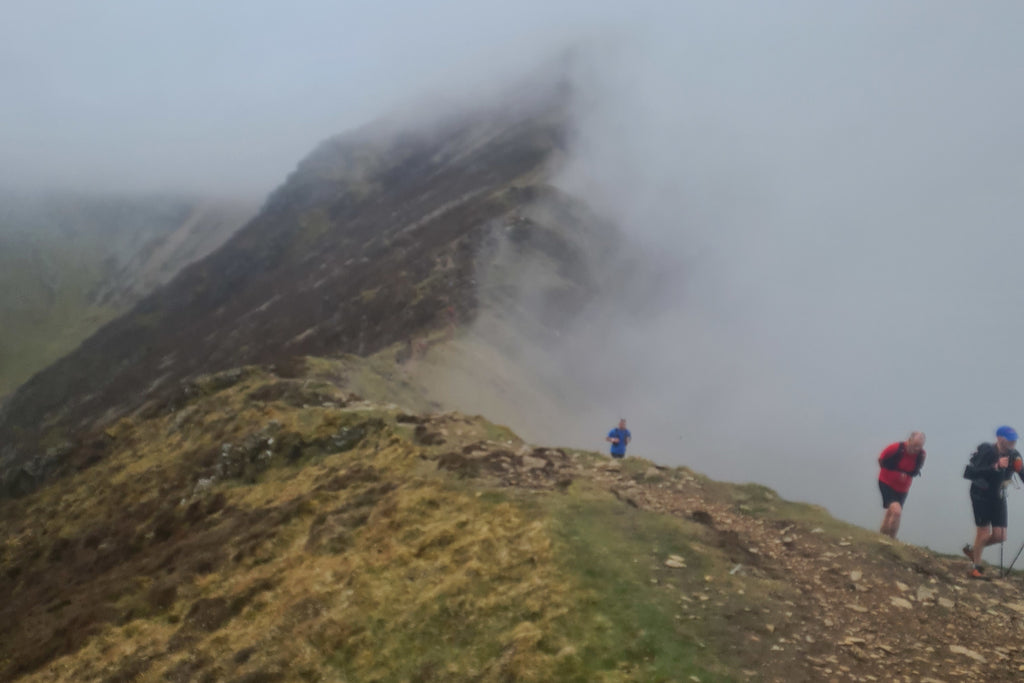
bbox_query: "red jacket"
[878,442,925,494]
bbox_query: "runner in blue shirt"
[606,419,631,459]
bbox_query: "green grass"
[0,241,121,396]
[315,474,737,682]
[538,484,733,682]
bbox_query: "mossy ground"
[0,364,763,682]
[540,486,730,682]
[11,359,968,682]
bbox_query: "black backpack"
[964,443,992,481]
[963,443,1022,484]
[881,442,924,477]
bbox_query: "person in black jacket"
[962,426,1024,578]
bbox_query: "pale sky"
[0,0,625,194]
[550,2,1024,554]
[5,1,1024,554]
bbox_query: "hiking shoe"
[969,567,986,579]
[962,544,974,561]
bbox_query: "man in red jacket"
[877,431,926,539]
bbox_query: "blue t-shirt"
[608,428,631,456]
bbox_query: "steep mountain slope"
[0,192,254,398]
[0,81,637,498]
[2,362,1021,682]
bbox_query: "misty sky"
[0,0,624,195]
[551,2,1024,555]
[6,2,1024,555]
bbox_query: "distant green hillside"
[0,192,253,398]
[0,233,118,399]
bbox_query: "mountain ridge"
[0,85,578,497]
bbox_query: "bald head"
[906,431,926,454]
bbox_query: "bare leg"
[973,526,993,566]
[880,502,902,538]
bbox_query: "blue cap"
[997,426,1019,442]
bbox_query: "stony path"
[418,412,1024,681]
[586,457,1024,682]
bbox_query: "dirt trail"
[590,457,1024,682]
[421,420,1024,683]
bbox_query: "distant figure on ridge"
[962,426,1024,579]
[606,419,631,459]
[877,431,926,539]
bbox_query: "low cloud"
[6,1,1024,553]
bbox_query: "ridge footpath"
[1,361,1021,682]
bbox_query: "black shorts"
[971,493,1008,528]
[879,481,908,509]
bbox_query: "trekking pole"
[1003,539,1024,577]
[1001,472,1023,577]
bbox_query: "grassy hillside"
[2,358,1021,682]
[0,195,253,399]
[0,234,120,398]
[0,362,721,681]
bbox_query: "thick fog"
[6,2,1024,554]
[550,4,1024,554]
[0,0,622,195]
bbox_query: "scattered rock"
[520,455,547,471]
[890,597,913,609]
[1005,602,1024,615]
[664,555,687,569]
[949,644,986,663]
